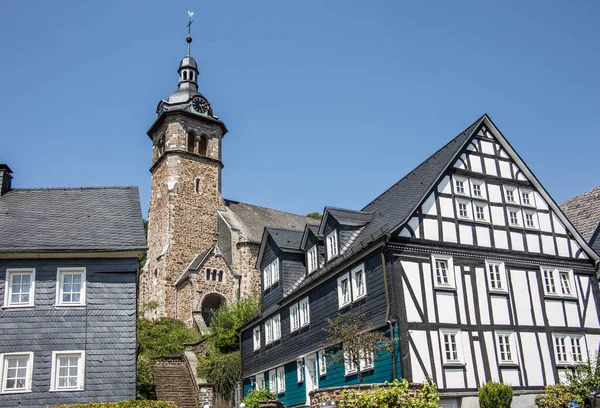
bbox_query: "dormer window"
[263,258,280,291]
[326,231,339,260]
[307,246,318,273]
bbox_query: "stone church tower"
[139,27,319,327]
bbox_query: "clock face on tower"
[191,97,209,114]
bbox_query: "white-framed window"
[307,245,318,274]
[507,208,520,227]
[272,314,281,341]
[56,268,86,306]
[318,350,327,376]
[253,327,261,351]
[50,351,85,391]
[4,269,35,308]
[454,177,468,195]
[268,369,277,394]
[265,319,273,345]
[290,303,299,332]
[359,350,375,371]
[337,273,351,308]
[276,366,285,394]
[542,267,576,297]
[432,254,454,289]
[524,211,537,229]
[520,189,534,207]
[495,332,517,364]
[326,231,339,260]
[255,373,265,390]
[470,179,486,199]
[343,349,358,375]
[0,352,33,393]
[440,330,463,364]
[504,186,518,204]
[351,264,367,301]
[296,359,304,383]
[456,199,471,219]
[262,259,279,291]
[553,334,587,365]
[486,260,507,292]
[299,297,310,327]
[474,203,488,222]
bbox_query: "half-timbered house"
[239,114,600,408]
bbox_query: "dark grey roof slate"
[559,186,600,242]
[326,207,374,226]
[0,187,147,253]
[174,246,214,285]
[266,227,305,250]
[219,199,319,243]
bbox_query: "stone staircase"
[155,358,200,408]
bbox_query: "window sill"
[344,371,358,377]
[442,362,466,368]
[498,363,520,368]
[473,219,490,225]
[0,389,32,394]
[489,289,509,296]
[434,286,457,293]
[49,388,84,393]
[354,294,367,302]
[338,303,352,310]
[543,294,577,302]
[54,304,86,308]
[2,304,35,309]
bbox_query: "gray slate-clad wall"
[242,251,388,377]
[0,257,138,408]
[281,253,306,295]
[261,237,283,312]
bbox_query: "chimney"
[0,164,13,196]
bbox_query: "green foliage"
[565,352,600,400]
[52,401,177,408]
[478,381,513,408]
[306,212,322,220]
[137,318,202,359]
[136,355,156,400]
[338,378,439,408]
[324,314,394,384]
[138,220,148,268]
[197,348,241,403]
[242,389,277,408]
[535,384,583,408]
[209,295,260,353]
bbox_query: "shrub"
[137,318,202,359]
[241,388,276,408]
[478,381,513,408]
[53,401,178,408]
[566,352,600,400]
[535,384,583,408]
[338,378,439,408]
[209,296,260,353]
[136,355,156,400]
[197,348,241,403]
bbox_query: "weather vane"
[186,11,194,56]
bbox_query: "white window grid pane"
[253,327,260,350]
[544,269,556,294]
[509,211,519,225]
[525,213,535,227]
[475,205,485,220]
[319,351,327,376]
[473,184,482,197]
[489,264,502,290]
[458,203,468,218]
[297,360,304,382]
[341,278,350,305]
[444,333,458,361]
[61,272,83,304]
[559,272,572,295]
[506,189,514,202]
[498,335,512,362]
[56,355,79,389]
[355,270,364,297]
[571,337,583,362]
[290,304,299,331]
[522,192,531,205]
[436,260,449,285]
[554,337,568,362]
[277,367,285,393]
[4,356,29,390]
[273,315,281,340]
[455,180,464,194]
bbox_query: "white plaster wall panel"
[473,340,486,386]
[409,330,430,382]
[483,331,500,382]
[453,159,466,170]
[480,140,495,155]
[464,274,477,325]
[499,160,512,179]
[541,235,556,256]
[490,296,510,325]
[408,216,420,239]
[423,218,439,241]
[526,233,541,253]
[501,368,521,386]
[577,275,588,318]
[461,332,477,388]
[422,262,437,323]
[538,212,552,232]
[488,184,502,203]
[402,261,424,323]
[585,334,600,356]
[529,271,544,326]
[579,252,588,259]
[466,141,477,152]
[510,232,524,251]
[475,226,491,247]
[520,332,544,386]
[455,267,467,325]
[485,130,494,139]
[493,230,509,250]
[439,197,454,218]
[438,176,451,194]
[459,224,474,245]
[442,221,457,243]
[422,193,437,216]
[545,300,565,327]
[552,213,567,235]
[469,155,483,174]
[491,206,506,226]
[511,270,533,325]
[556,237,570,257]
[399,227,411,238]
[535,192,549,211]
[437,292,458,324]
[564,302,579,328]
[511,163,519,178]
[517,172,528,182]
[585,292,600,329]
[445,368,465,389]
[476,267,490,325]
[430,331,444,388]
[571,240,582,259]
[483,157,497,176]
[499,148,510,159]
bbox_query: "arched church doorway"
[201,292,226,327]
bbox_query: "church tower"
[139,23,228,319]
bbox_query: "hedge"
[53,401,178,408]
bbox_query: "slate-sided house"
[0,165,147,408]
[240,115,600,408]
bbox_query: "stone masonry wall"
[232,233,261,298]
[309,383,422,407]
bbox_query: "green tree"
[324,314,394,384]
[306,212,322,220]
[565,352,600,400]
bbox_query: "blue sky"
[1,1,598,217]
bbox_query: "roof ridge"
[11,186,138,191]
[224,198,318,221]
[560,185,600,205]
[266,226,305,233]
[325,206,374,214]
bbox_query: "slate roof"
[266,227,305,250]
[219,199,319,243]
[0,187,147,253]
[174,246,214,286]
[325,207,373,226]
[559,186,600,242]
